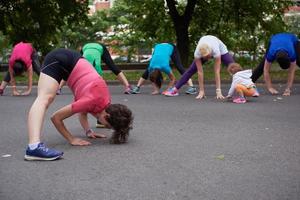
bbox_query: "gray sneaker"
[132,86,141,94]
[185,86,197,95]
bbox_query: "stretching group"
[0,32,299,161]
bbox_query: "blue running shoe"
[185,86,197,95]
[131,86,141,94]
[24,143,63,161]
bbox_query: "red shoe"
[0,88,3,96]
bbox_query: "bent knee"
[235,84,244,91]
[36,94,55,108]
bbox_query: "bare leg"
[0,81,8,90]
[58,80,66,90]
[235,84,248,97]
[187,79,193,87]
[151,83,160,95]
[116,72,130,88]
[27,73,59,144]
[137,77,146,87]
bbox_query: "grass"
[104,65,300,84]
[1,64,300,85]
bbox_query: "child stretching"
[227,63,259,103]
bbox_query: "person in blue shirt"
[251,33,300,96]
[131,43,195,95]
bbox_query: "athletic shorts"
[41,48,82,83]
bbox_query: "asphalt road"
[0,84,300,200]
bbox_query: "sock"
[28,142,40,150]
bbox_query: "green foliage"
[189,0,292,61]
[57,10,111,50]
[0,0,89,54]
[0,0,296,64]
[0,32,11,62]
[103,0,176,62]
[285,12,300,36]
[111,0,175,43]
[110,0,293,64]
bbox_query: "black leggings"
[101,44,121,75]
[296,40,300,67]
[3,51,41,82]
[141,45,185,79]
[251,57,266,83]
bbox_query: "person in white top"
[165,35,234,99]
[226,63,259,103]
[194,36,228,59]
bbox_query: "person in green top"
[82,43,132,94]
[56,43,132,95]
[82,43,105,75]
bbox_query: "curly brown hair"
[149,69,163,89]
[105,104,133,144]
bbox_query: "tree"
[0,0,89,54]
[285,12,300,36]
[57,10,111,50]
[108,0,176,62]
[0,32,11,63]
[112,0,292,65]
[165,0,197,65]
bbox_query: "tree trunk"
[166,0,197,67]
[175,22,190,66]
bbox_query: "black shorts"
[41,48,81,83]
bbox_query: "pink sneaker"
[161,90,168,95]
[252,87,260,97]
[164,87,179,97]
[124,85,132,94]
[252,92,259,97]
[233,97,246,104]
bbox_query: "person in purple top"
[251,33,300,96]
